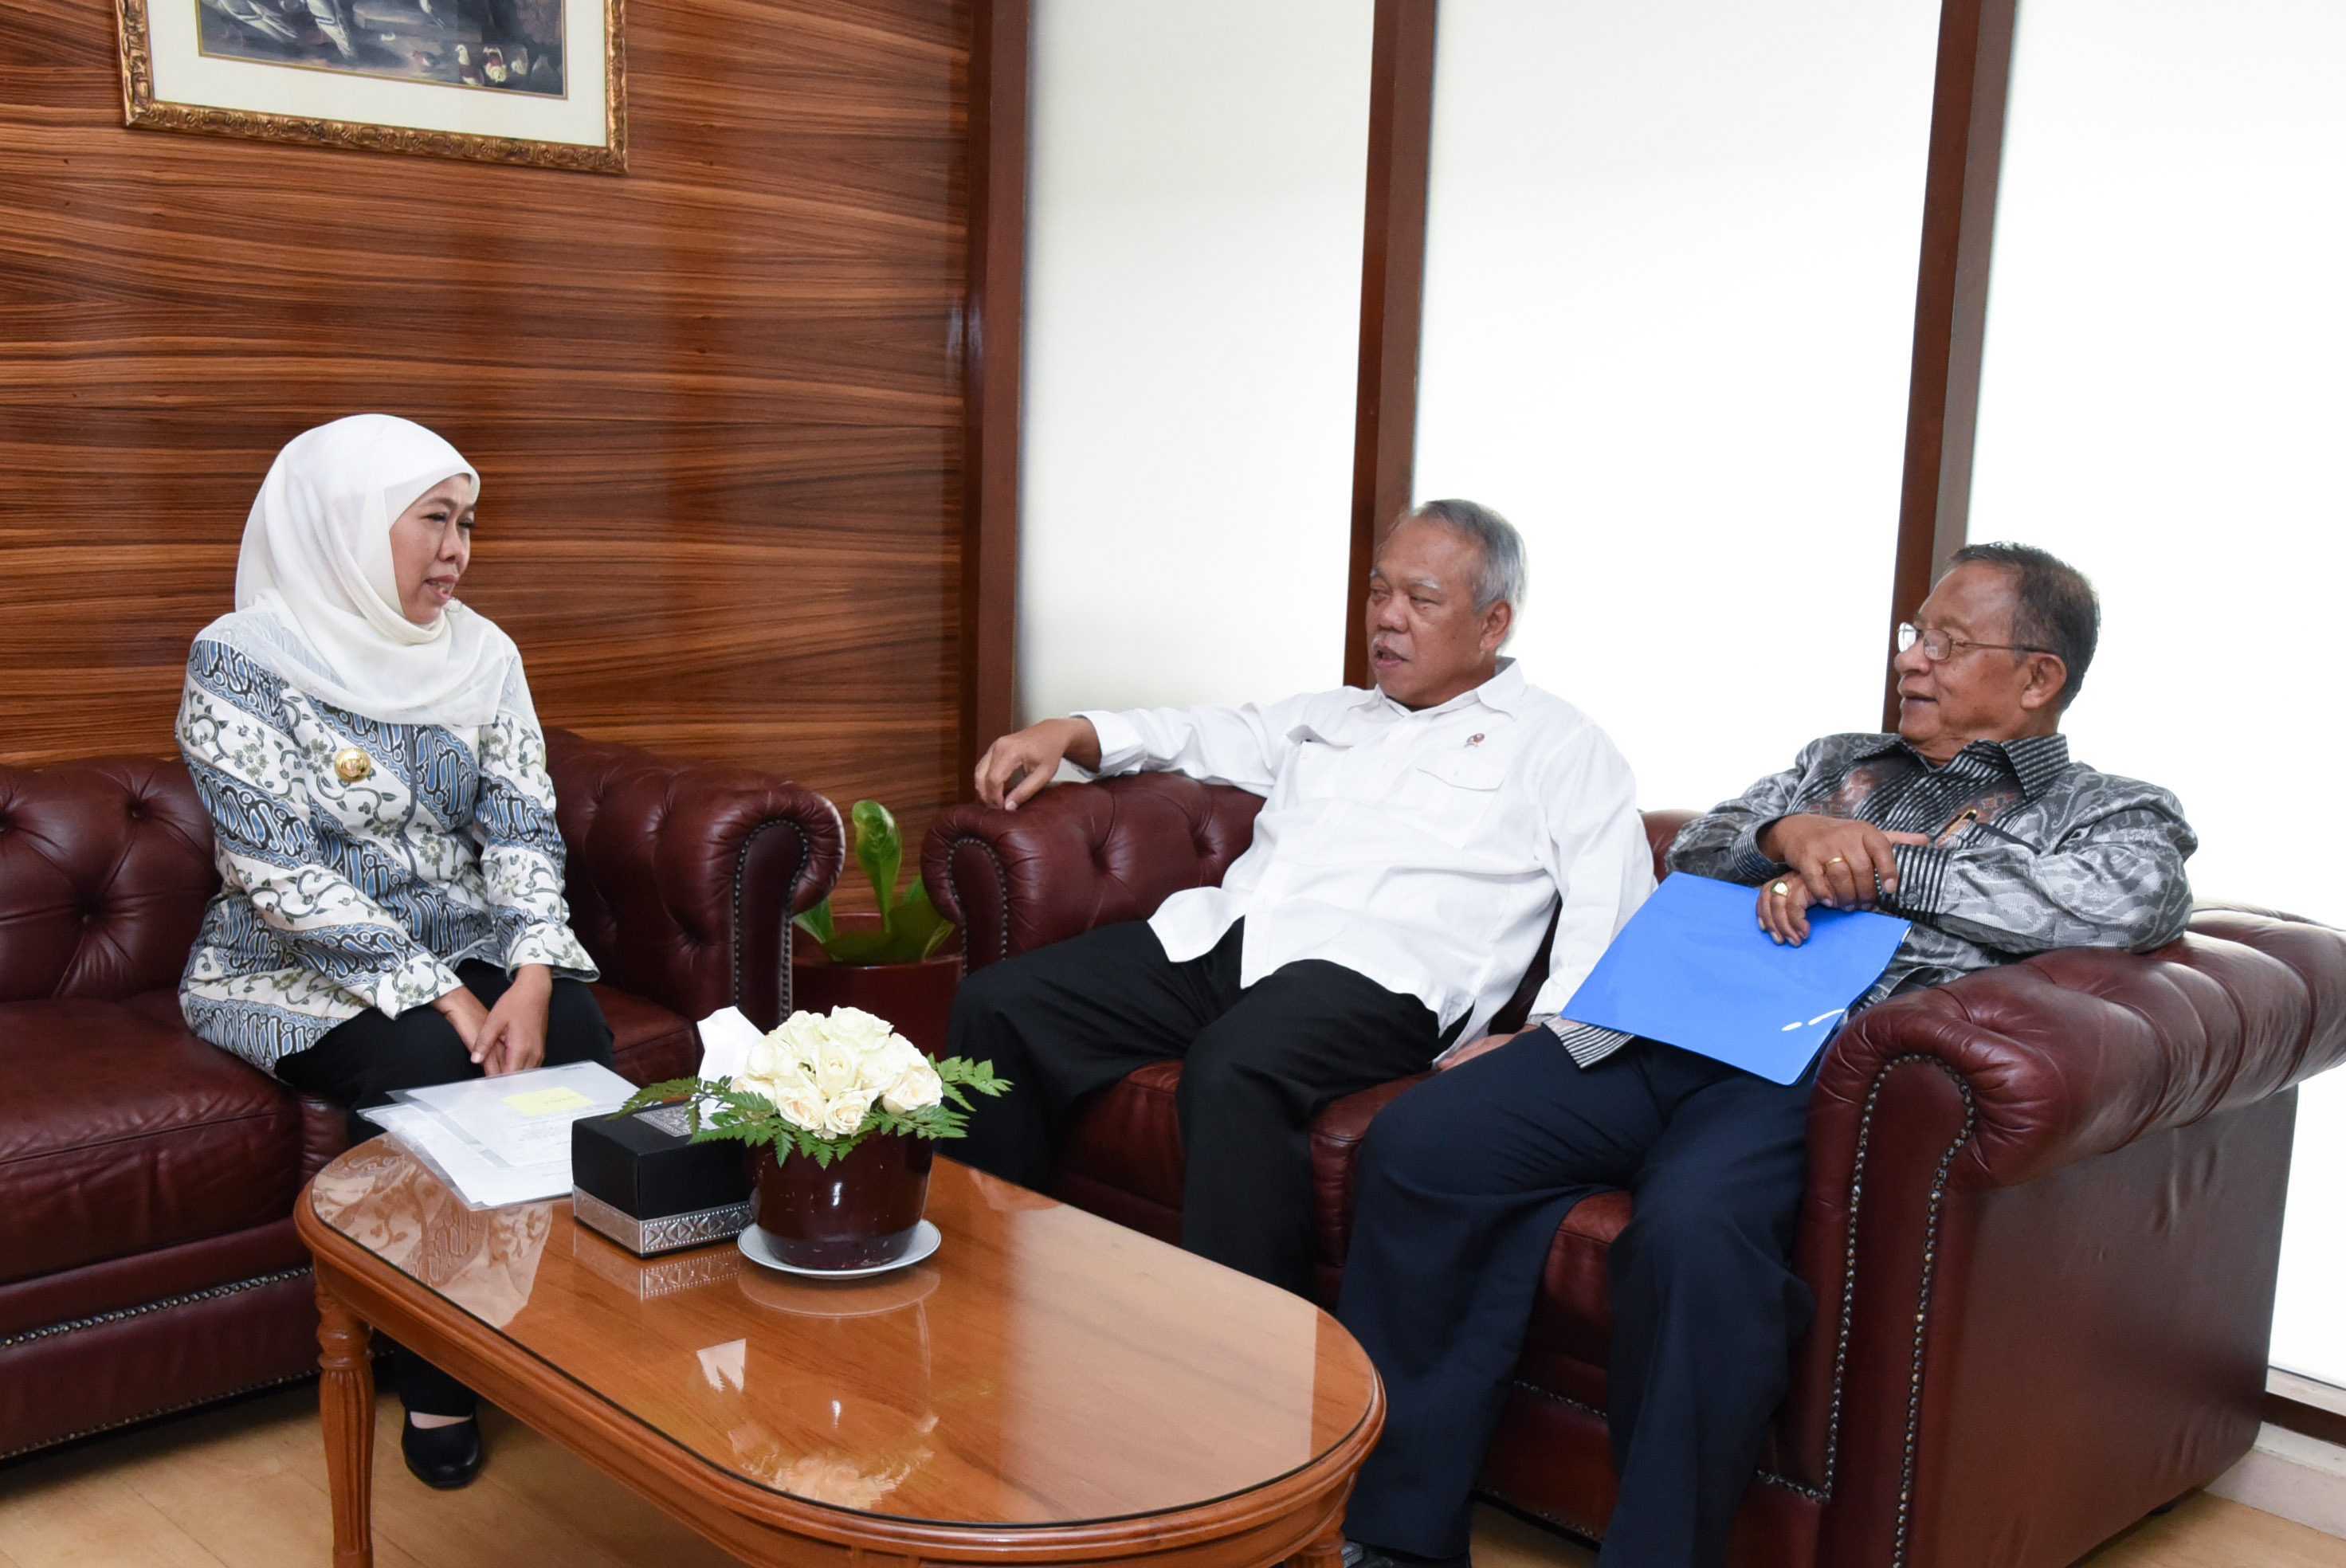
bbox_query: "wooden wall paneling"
[0,0,976,877]
[1340,0,1438,689]
[1882,0,2019,727]
[957,0,1027,784]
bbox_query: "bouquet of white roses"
[618,1006,1007,1166]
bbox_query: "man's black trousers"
[947,919,1446,1297]
[1338,1033,1814,1568]
[277,958,615,1416]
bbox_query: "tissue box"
[571,1103,754,1256]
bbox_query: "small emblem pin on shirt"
[332,747,374,783]
[1468,733,1485,746]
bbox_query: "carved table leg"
[316,1270,376,1568]
[1293,1517,1347,1568]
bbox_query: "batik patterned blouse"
[175,637,598,1072]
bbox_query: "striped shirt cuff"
[1724,821,1787,884]
[1545,1017,1638,1068]
[1889,842,1952,915]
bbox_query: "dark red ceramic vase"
[749,1133,933,1270]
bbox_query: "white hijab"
[202,414,520,729]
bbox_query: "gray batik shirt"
[1546,731,2197,1069]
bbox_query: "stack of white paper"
[361,1061,640,1210]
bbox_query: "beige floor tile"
[10,1388,2340,1568]
[0,1460,226,1568]
[469,1406,740,1567]
[1469,1503,1597,1568]
[2076,1492,2346,1568]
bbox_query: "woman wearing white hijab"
[177,414,610,1489]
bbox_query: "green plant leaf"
[889,879,955,962]
[824,926,900,965]
[792,897,835,946]
[850,799,903,921]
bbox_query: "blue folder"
[1560,873,1912,1085]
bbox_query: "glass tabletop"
[307,1140,1380,1527]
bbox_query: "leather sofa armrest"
[299,1094,350,1181]
[1812,904,2346,1192]
[546,730,845,1029]
[1308,1075,1430,1274]
[924,775,1265,972]
[1763,903,2346,1510]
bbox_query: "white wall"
[1410,0,1942,813]
[1016,0,1374,722]
[1968,0,2346,1386]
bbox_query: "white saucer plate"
[736,1219,942,1279]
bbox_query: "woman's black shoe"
[401,1414,483,1489]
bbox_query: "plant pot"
[793,915,963,1053]
[749,1133,934,1271]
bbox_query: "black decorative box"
[571,1104,754,1256]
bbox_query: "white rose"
[745,1035,783,1079]
[881,1056,944,1115]
[824,1006,896,1051]
[814,1037,864,1094]
[820,1086,878,1137]
[856,1033,921,1092]
[756,1080,828,1134]
[772,1012,830,1074]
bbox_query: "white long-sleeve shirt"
[1078,660,1655,1043]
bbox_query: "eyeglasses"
[1897,623,2050,662]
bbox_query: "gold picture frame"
[116,0,626,173]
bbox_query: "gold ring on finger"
[1771,880,1791,896]
[1827,856,1846,864]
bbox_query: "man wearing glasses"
[1340,543,2196,1568]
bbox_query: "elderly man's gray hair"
[1400,499,1528,617]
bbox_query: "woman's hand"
[432,982,491,1055]
[475,965,552,1076]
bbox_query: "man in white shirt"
[949,500,1655,1296]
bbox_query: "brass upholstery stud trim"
[0,1265,310,1352]
[1,1369,318,1463]
[939,833,1015,970]
[731,813,814,1025]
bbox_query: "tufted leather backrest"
[545,729,845,1028]
[0,739,844,1025]
[1818,903,2346,1192]
[0,758,220,1003]
[928,775,1266,970]
[927,774,1693,977]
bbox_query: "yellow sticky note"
[502,1086,595,1115]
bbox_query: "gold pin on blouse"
[331,747,374,783]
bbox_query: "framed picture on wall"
[114,0,626,172]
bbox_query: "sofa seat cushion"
[0,998,303,1284]
[1513,1190,1632,1409]
[596,982,697,1088]
[1056,1060,1186,1211]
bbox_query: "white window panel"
[1411,0,1941,813]
[1969,0,2346,1386]
[1018,0,1374,719]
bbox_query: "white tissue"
[694,1005,765,1084]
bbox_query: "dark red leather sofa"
[925,773,2346,1568]
[0,730,842,1461]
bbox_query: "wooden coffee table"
[295,1142,1383,1568]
